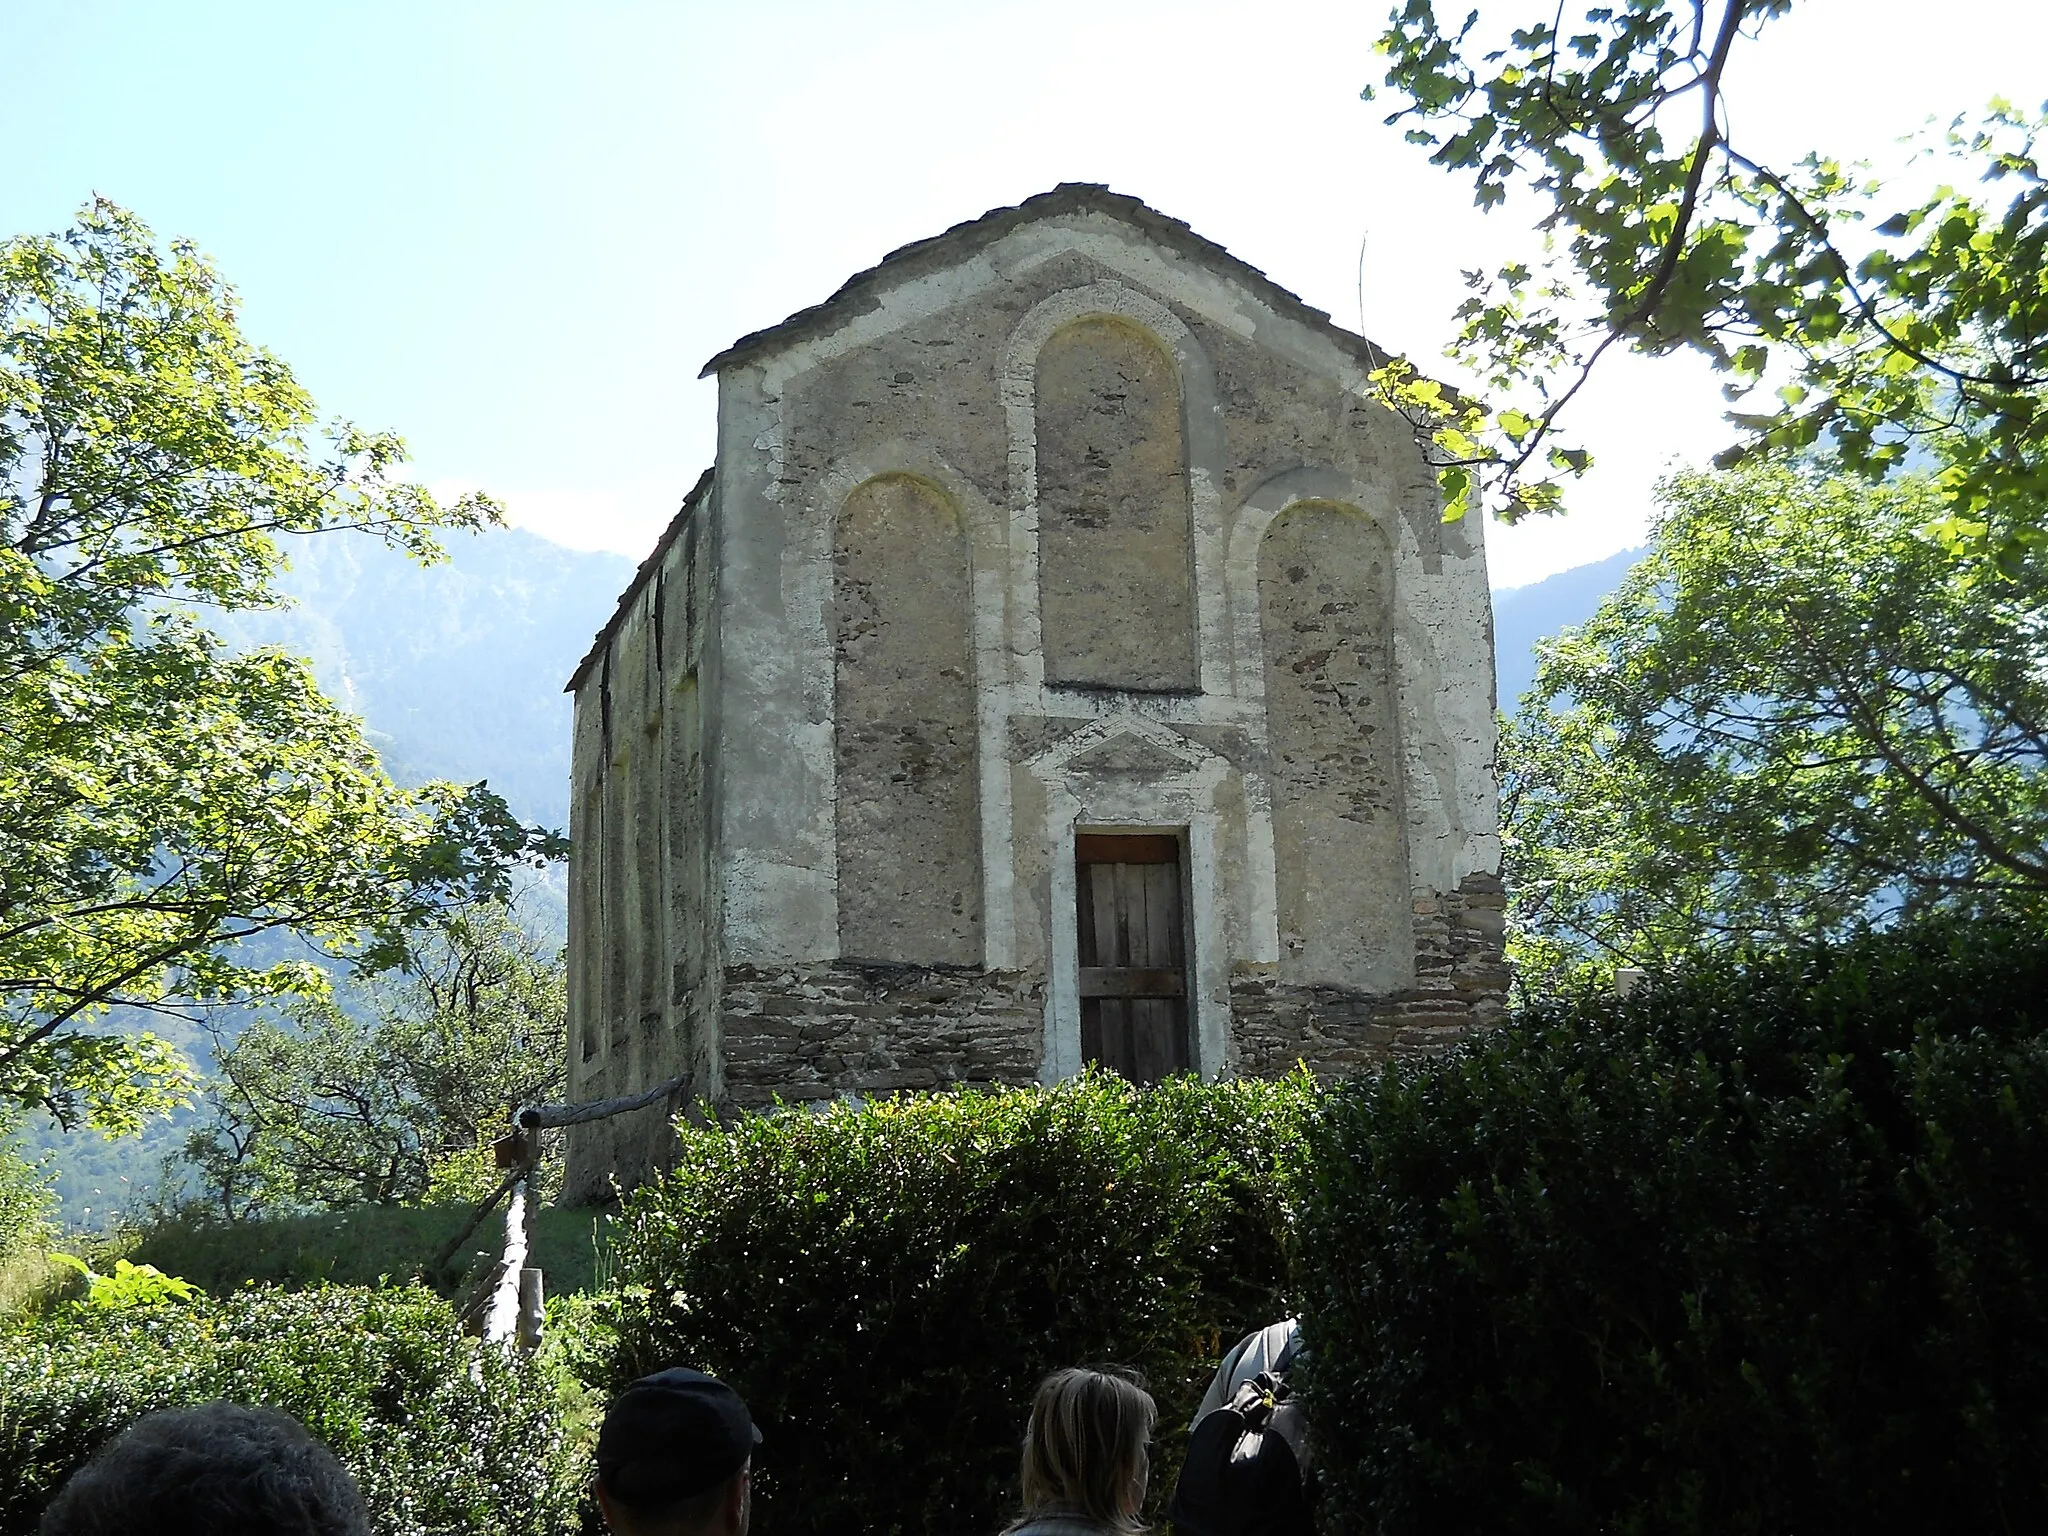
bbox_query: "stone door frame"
[1025,717,1234,1083]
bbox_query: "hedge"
[591,1071,1310,1536]
[0,1285,585,1536]
[1294,911,2048,1535]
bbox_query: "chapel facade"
[561,185,1505,1197]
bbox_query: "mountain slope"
[213,525,636,831]
[1492,547,1644,711]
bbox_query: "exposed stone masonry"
[1230,871,1510,1076]
[721,963,1042,1108]
[722,870,1508,1104]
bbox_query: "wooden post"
[517,1267,545,1351]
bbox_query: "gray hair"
[39,1402,369,1536]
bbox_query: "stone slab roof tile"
[700,182,1404,377]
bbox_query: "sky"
[10,0,2048,589]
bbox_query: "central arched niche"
[832,473,982,965]
[1034,315,1199,691]
[1257,499,1411,991]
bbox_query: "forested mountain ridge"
[1491,548,1645,712]
[212,525,637,832]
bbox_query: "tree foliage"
[0,200,562,1132]
[1364,0,2048,550]
[0,1116,53,1266]
[1505,458,2048,982]
[184,903,567,1219]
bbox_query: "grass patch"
[0,1245,67,1317]
[131,1203,613,1295]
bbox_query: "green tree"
[1,199,562,1134]
[184,903,567,1219]
[1362,1,2048,552]
[0,1116,54,1268]
[1505,458,2048,985]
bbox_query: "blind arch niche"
[1257,498,1412,991]
[832,472,983,965]
[1034,315,1199,691]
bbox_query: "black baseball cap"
[596,1368,761,1507]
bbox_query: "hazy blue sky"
[11,1,2047,586]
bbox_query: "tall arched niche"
[1034,315,1199,691]
[832,472,983,965]
[1257,499,1411,991]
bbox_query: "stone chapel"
[560,184,1506,1197]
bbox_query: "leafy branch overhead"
[1367,0,2048,549]
[0,200,564,1133]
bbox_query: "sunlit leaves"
[1505,460,2048,989]
[1365,3,2048,556]
[0,201,560,1131]
[183,903,566,1220]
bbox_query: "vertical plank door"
[1075,833,1190,1084]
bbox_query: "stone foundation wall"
[1229,871,1509,1077]
[719,962,1045,1109]
[718,871,1506,1107]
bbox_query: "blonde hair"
[1011,1366,1157,1533]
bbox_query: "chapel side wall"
[561,493,720,1202]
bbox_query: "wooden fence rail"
[454,1071,694,1349]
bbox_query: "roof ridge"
[564,465,715,694]
[700,182,1400,378]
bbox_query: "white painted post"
[481,1178,530,1347]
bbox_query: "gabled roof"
[701,182,1401,377]
[572,187,1430,696]
[564,466,713,694]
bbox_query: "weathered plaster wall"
[705,208,1499,1073]
[1035,316,1198,689]
[1258,501,1410,991]
[562,492,720,1201]
[565,198,1505,1198]
[832,473,982,964]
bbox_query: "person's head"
[594,1368,759,1536]
[38,1402,368,1536]
[1016,1366,1157,1533]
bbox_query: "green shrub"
[1295,911,2048,1534]
[594,1072,1309,1536]
[0,1284,585,1536]
[0,1123,52,1264]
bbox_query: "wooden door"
[1076,833,1190,1085]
